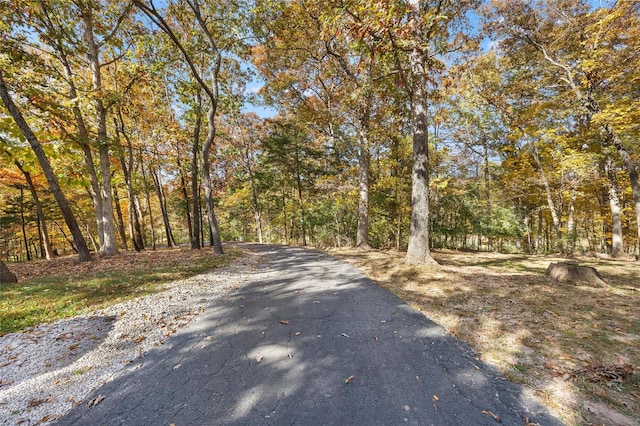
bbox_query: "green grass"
[0,248,242,336]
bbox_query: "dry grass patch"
[328,248,640,426]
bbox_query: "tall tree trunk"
[202,105,223,254]
[115,113,144,251]
[532,145,563,252]
[19,187,31,261]
[405,41,437,265]
[0,71,90,262]
[39,2,105,249]
[356,129,370,249]
[0,258,17,284]
[295,164,307,246]
[602,124,640,260]
[177,156,194,247]
[566,191,577,255]
[140,158,157,250]
[248,169,263,244]
[15,162,54,260]
[191,89,202,249]
[282,188,288,245]
[81,3,118,256]
[151,166,174,247]
[605,161,624,257]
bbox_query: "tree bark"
[605,161,624,257]
[532,144,563,252]
[82,6,118,256]
[603,124,640,259]
[15,161,54,260]
[115,113,144,251]
[176,154,194,247]
[191,89,202,249]
[151,165,175,247]
[0,258,17,284]
[405,36,437,265]
[0,71,91,262]
[113,186,128,250]
[19,187,31,261]
[356,128,370,249]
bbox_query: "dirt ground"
[328,248,640,426]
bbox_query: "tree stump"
[0,259,17,284]
[545,261,607,286]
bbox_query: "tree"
[134,0,249,254]
[401,0,479,264]
[485,0,640,257]
[0,71,91,262]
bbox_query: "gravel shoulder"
[0,249,262,425]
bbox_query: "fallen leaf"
[342,333,350,338]
[279,320,289,325]
[344,375,355,384]
[481,410,501,423]
[86,395,105,407]
[134,335,145,343]
[433,395,439,401]
[28,397,54,408]
[256,355,264,362]
[295,331,301,336]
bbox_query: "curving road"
[56,244,562,425]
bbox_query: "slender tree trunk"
[177,157,194,247]
[202,104,223,254]
[248,170,263,243]
[566,191,577,255]
[282,188,288,245]
[151,166,174,248]
[0,71,90,261]
[295,167,307,246]
[405,42,437,265]
[191,90,202,249]
[532,145,563,252]
[113,186,128,250]
[115,113,144,251]
[140,158,157,250]
[15,162,54,259]
[19,187,31,261]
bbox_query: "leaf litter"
[329,248,640,426]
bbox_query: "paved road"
[57,244,562,425]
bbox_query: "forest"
[1,0,639,273]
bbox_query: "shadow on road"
[56,244,563,425]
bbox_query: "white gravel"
[0,253,260,425]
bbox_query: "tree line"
[1,0,638,280]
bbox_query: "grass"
[0,246,242,336]
[328,247,640,426]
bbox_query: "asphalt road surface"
[56,244,562,425]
